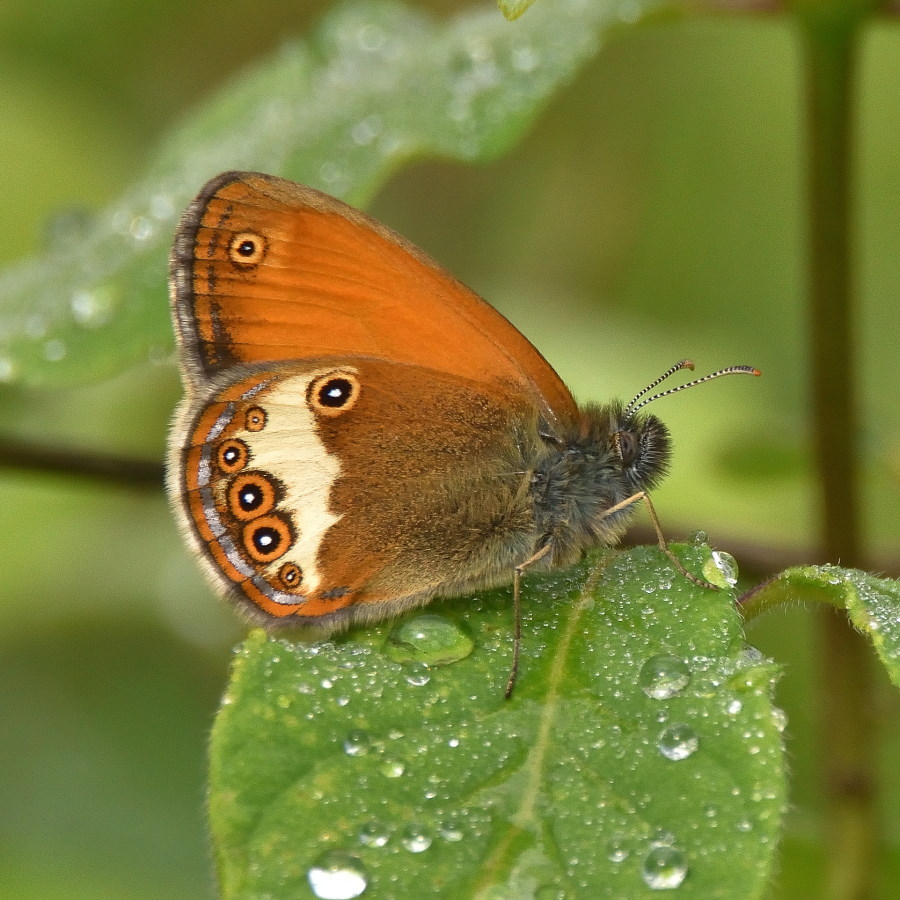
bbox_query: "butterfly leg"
[603,491,719,591]
[505,541,553,699]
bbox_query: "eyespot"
[228,231,266,268]
[227,471,278,520]
[308,370,361,417]
[245,406,267,432]
[242,514,293,564]
[217,438,249,473]
[277,562,304,592]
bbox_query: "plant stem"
[795,2,880,897]
[0,437,164,490]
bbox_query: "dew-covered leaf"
[209,544,786,899]
[0,0,667,387]
[740,564,900,688]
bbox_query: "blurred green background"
[0,1,897,897]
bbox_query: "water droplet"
[129,215,155,243]
[726,699,743,715]
[639,654,691,699]
[385,614,475,666]
[771,707,788,732]
[403,661,431,686]
[343,729,373,757]
[657,723,699,761]
[736,819,753,832]
[380,758,405,778]
[607,836,630,863]
[307,850,367,899]
[400,823,433,853]
[358,820,390,847]
[705,550,738,587]
[689,530,709,545]
[641,845,688,890]
[438,819,464,842]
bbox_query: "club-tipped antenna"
[625,362,761,417]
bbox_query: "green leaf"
[0,0,669,388]
[740,564,900,687]
[209,544,786,899]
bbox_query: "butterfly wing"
[170,171,577,425]
[171,357,545,629]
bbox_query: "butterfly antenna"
[626,363,761,416]
[624,360,695,418]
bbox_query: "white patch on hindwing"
[209,367,347,597]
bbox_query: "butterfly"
[167,171,758,695]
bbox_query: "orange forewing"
[170,171,577,424]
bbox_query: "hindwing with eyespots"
[178,363,362,619]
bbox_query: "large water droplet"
[704,550,738,587]
[307,850,368,899]
[639,654,691,699]
[385,614,475,666]
[641,845,688,889]
[657,723,699,761]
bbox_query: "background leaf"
[0,0,668,388]
[210,546,786,899]
[742,565,900,688]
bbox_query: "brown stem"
[795,3,881,896]
[0,437,164,491]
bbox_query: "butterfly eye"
[228,231,266,268]
[217,438,249,473]
[617,431,640,467]
[308,370,361,417]
[227,471,278,521]
[242,514,293,563]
